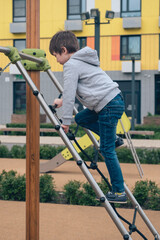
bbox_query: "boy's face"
[52,47,73,65]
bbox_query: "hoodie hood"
[70,46,100,66]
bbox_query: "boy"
[49,30,127,203]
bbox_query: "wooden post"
[26,1,40,240]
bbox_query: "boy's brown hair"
[49,30,79,55]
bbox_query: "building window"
[120,35,141,60]
[78,37,86,49]
[14,39,26,51]
[117,80,141,123]
[13,0,26,22]
[13,81,26,114]
[121,0,141,17]
[67,0,86,20]
[155,75,160,115]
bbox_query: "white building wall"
[87,0,95,12]
[0,73,13,124]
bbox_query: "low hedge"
[0,144,65,159]
[0,144,160,164]
[79,147,160,165]
[0,170,57,203]
[0,170,160,210]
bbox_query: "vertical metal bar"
[26,0,40,240]
[131,57,135,130]
[94,14,100,58]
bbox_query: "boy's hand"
[53,98,63,108]
[61,124,69,133]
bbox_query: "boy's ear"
[61,47,67,54]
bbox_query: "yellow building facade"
[0,0,160,124]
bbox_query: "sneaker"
[115,136,124,148]
[106,191,127,204]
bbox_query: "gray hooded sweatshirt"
[62,46,120,125]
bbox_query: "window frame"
[121,0,141,18]
[155,75,160,115]
[120,35,141,60]
[67,0,86,20]
[13,0,26,22]
[13,39,26,51]
[13,81,26,114]
[77,37,86,49]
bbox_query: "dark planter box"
[11,114,46,124]
[143,116,160,125]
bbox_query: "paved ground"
[1,135,160,149]
[0,200,160,240]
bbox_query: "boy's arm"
[53,98,63,108]
[62,62,79,125]
[61,124,69,133]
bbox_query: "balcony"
[122,61,141,73]
[123,17,141,29]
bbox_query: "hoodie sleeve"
[62,61,79,125]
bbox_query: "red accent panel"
[112,36,120,61]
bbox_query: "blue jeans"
[75,93,125,193]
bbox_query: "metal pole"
[26,0,40,240]
[94,13,100,58]
[131,57,135,130]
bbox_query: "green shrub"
[79,182,100,206]
[64,180,83,205]
[6,123,26,128]
[40,123,55,128]
[0,145,10,158]
[0,169,160,210]
[56,145,66,153]
[63,179,111,206]
[116,148,160,165]
[40,145,65,159]
[145,190,160,210]
[0,144,65,159]
[98,178,110,193]
[40,174,57,203]
[11,131,26,136]
[0,170,58,203]
[1,143,160,165]
[116,148,133,163]
[0,170,26,201]
[132,180,149,205]
[69,124,85,137]
[10,145,26,158]
[132,180,160,210]
[135,124,160,132]
[40,145,57,159]
[143,181,160,210]
[136,148,160,164]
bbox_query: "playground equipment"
[41,70,144,178]
[0,46,159,240]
